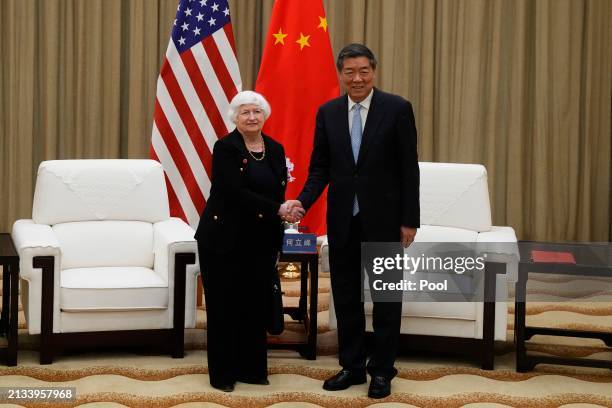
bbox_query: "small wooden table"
[515,241,612,372]
[267,252,318,360]
[0,233,19,366]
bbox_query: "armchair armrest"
[153,218,199,328]
[477,226,519,282]
[11,219,62,334]
[319,235,330,273]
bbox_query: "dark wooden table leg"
[515,264,529,372]
[299,261,308,321]
[1,264,9,337]
[0,265,11,336]
[305,256,318,360]
[7,260,19,366]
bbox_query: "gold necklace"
[245,137,265,161]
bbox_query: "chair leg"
[34,256,56,365]
[480,343,494,370]
[171,344,184,358]
[171,253,194,359]
[40,331,54,364]
[480,262,502,370]
[171,329,184,358]
[480,301,496,370]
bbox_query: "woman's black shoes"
[211,383,235,392]
[211,377,269,391]
[238,377,270,385]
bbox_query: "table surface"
[0,233,18,260]
[518,241,612,270]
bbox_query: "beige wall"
[1,0,610,241]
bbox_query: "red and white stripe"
[151,25,241,228]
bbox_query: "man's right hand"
[283,200,305,222]
[279,200,305,223]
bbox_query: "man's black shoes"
[322,369,392,398]
[322,369,367,391]
[368,375,391,399]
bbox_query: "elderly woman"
[195,91,299,392]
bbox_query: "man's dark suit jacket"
[298,88,420,247]
[194,129,287,254]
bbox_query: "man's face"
[340,56,376,103]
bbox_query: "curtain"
[1,0,610,241]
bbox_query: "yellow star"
[272,28,288,45]
[295,32,311,50]
[317,16,328,32]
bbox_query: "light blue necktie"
[351,104,362,215]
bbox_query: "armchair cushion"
[53,221,154,269]
[60,267,168,312]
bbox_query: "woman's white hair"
[227,91,271,123]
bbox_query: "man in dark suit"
[286,43,419,398]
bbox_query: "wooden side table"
[267,252,318,360]
[0,233,19,366]
[516,241,612,371]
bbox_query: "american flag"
[151,0,242,227]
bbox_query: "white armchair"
[12,160,199,364]
[324,162,519,369]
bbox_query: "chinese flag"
[255,0,339,236]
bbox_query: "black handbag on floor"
[267,265,285,335]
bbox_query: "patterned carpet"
[1,271,612,407]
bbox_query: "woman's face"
[235,103,265,135]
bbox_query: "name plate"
[282,233,317,254]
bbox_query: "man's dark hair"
[336,43,377,72]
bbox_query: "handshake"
[278,200,305,223]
